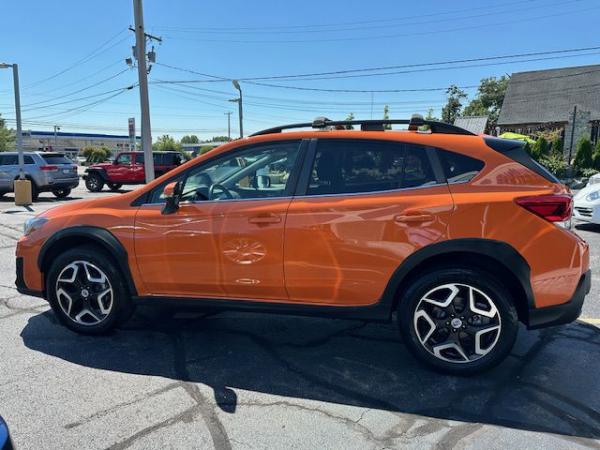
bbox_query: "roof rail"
[250,114,476,137]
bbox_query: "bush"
[530,137,549,161]
[593,140,600,170]
[550,136,563,158]
[540,154,567,178]
[573,138,594,173]
[81,146,111,163]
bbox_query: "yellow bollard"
[14,179,32,206]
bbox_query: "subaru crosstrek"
[15,116,590,375]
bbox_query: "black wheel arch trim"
[38,225,138,296]
[379,238,535,321]
[85,168,108,181]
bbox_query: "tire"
[107,183,122,192]
[397,267,518,376]
[52,188,71,198]
[30,181,39,201]
[46,244,135,335]
[85,173,104,192]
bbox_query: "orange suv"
[15,116,590,374]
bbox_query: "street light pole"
[133,0,155,183]
[0,63,24,179]
[232,80,243,138]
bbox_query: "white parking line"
[579,317,600,325]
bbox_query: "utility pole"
[132,0,160,183]
[225,112,232,140]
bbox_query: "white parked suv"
[573,173,600,224]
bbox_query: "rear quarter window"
[437,149,484,184]
[41,154,72,165]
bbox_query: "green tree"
[530,136,549,161]
[550,136,564,158]
[593,140,600,170]
[462,76,509,127]
[82,146,111,163]
[441,85,467,124]
[425,108,439,121]
[345,112,355,130]
[210,136,231,142]
[153,134,182,152]
[0,114,15,151]
[383,105,391,129]
[573,138,594,172]
[180,135,199,144]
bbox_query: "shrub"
[531,136,549,161]
[81,146,111,163]
[573,138,594,173]
[550,136,564,158]
[540,154,567,178]
[593,140,600,170]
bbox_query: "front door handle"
[394,213,434,223]
[248,214,281,224]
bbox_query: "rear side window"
[307,140,438,195]
[438,149,484,184]
[41,154,71,165]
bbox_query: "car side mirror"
[161,181,183,215]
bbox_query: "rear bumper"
[526,269,591,329]
[15,256,43,298]
[42,178,79,191]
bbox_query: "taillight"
[515,194,573,222]
[40,165,58,171]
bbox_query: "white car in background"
[573,173,600,224]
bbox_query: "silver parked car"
[0,152,79,200]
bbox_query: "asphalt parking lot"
[1,185,599,450]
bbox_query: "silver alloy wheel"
[55,260,114,326]
[413,283,501,364]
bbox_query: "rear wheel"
[46,245,135,334]
[29,180,39,201]
[52,188,71,198]
[85,173,104,192]
[398,267,518,375]
[107,183,122,192]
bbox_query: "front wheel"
[85,173,104,192]
[46,245,135,334]
[52,188,71,198]
[398,267,518,375]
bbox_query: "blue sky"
[1,0,599,140]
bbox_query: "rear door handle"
[394,213,434,223]
[248,214,281,224]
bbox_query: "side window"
[0,155,7,165]
[307,140,437,195]
[136,153,145,164]
[24,155,34,164]
[438,149,484,184]
[2,155,18,165]
[147,141,300,203]
[117,154,132,165]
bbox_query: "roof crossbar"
[250,114,476,136]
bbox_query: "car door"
[284,138,454,307]
[132,153,146,182]
[0,155,19,191]
[107,153,133,182]
[134,140,304,300]
[0,155,11,191]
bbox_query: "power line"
[163,4,599,44]
[21,85,137,112]
[151,0,544,32]
[22,68,132,108]
[22,29,130,89]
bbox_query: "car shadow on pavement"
[575,222,600,233]
[21,307,600,440]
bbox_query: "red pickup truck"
[83,151,185,192]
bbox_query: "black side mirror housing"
[161,181,183,215]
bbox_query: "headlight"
[23,217,48,236]
[585,190,600,202]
